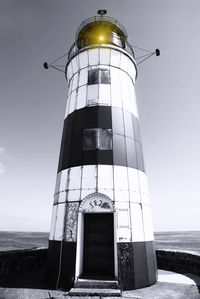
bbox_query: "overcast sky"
[1,0,200,232]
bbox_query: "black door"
[82,213,114,279]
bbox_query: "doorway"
[82,213,114,279]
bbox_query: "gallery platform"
[0,270,200,298]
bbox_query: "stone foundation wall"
[0,248,48,283]
[0,248,200,286]
[156,249,200,276]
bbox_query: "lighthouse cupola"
[76,11,127,51]
[68,10,135,61]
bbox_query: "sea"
[0,231,200,253]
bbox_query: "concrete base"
[71,278,120,297]
[122,270,200,299]
[69,288,121,297]
[74,279,119,289]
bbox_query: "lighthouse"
[47,10,157,291]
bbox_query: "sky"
[1,0,200,232]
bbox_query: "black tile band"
[47,240,157,290]
[117,241,157,290]
[47,240,76,290]
[58,106,144,172]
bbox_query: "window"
[88,68,111,85]
[83,128,112,150]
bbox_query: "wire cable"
[135,53,153,59]
[49,65,65,73]
[50,52,68,65]
[137,52,155,65]
[49,64,66,67]
[132,44,153,53]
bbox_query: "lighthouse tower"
[47,11,157,291]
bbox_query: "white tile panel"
[89,65,101,70]
[49,205,57,240]
[120,54,131,73]
[120,70,129,86]
[97,189,114,201]
[117,228,131,242]
[67,79,73,98]
[65,95,70,118]
[79,68,88,86]
[79,51,88,69]
[87,85,99,106]
[82,165,97,189]
[126,74,134,90]
[68,166,82,190]
[81,189,96,200]
[66,62,73,80]
[128,61,136,83]
[130,203,145,242]
[138,171,149,195]
[69,91,76,114]
[121,73,132,112]
[59,169,68,192]
[72,73,78,91]
[141,193,150,204]
[110,67,121,84]
[110,50,121,67]
[123,93,133,113]
[54,193,59,205]
[98,165,113,189]
[115,201,129,210]
[77,85,87,110]
[115,201,130,227]
[54,203,65,240]
[114,190,129,202]
[142,205,154,241]
[120,72,127,95]
[89,48,99,65]
[100,48,110,65]
[124,111,134,139]
[67,189,81,202]
[128,168,140,192]
[76,55,80,72]
[71,56,79,74]
[54,172,61,194]
[128,83,138,117]
[118,209,130,227]
[70,94,77,115]
[114,166,128,190]
[99,84,111,106]
[111,84,122,109]
[58,191,66,203]
[129,190,141,203]
[115,201,131,242]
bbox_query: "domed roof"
[76,15,127,50]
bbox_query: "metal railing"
[68,37,135,60]
[75,16,128,40]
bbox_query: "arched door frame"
[75,192,118,281]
